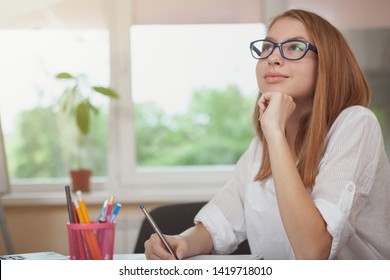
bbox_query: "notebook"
[0,251,69,260]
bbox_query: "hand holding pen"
[139,204,179,260]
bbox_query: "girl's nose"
[267,47,284,66]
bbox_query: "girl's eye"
[290,43,305,51]
[262,43,273,52]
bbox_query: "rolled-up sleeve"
[311,106,383,259]
[313,182,355,259]
[195,203,243,254]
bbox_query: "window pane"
[0,30,110,181]
[131,24,266,166]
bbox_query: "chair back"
[134,202,250,255]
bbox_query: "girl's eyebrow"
[264,36,308,42]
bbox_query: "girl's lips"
[264,73,289,83]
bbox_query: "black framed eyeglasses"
[249,39,318,60]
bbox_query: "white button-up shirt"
[195,106,390,259]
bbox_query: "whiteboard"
[0,115,10,194]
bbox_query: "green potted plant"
[55,72,118,192]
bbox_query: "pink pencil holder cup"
[67,222,115,260]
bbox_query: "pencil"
[74,197,103,260]
[76,191,91,223]
[65,185,75,223]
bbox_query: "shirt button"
[348,185,354,192]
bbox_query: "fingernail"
[176,251,183,260]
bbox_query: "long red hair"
[253,9,371,187]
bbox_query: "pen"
[106,195,115,220]
[98,199,108,223]
[139,204,179,260]
[110,203,122,223]
[65,185,75,223]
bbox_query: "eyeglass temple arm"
[308,44,318,54]
[252,46,261,56]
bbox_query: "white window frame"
[106,1,234,201]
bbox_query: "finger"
[156,243,177,259]
[154,234,179,260]
[258,94,268,121]
[148,248,174,260]
[145,234,173,260]
[257,94,266,106]
[258,93,271,108]
[258,108,263,121]
[175,249,185,260]
[146,244,175,260]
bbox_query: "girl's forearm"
[266,132,332,259]
[179,223,214,257]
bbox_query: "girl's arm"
[259,92,332,259]
[144,223,213,259]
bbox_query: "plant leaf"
[92,86,119,98]
[76,102,90,135]
[56,72,74,79]
[88,103,100,115]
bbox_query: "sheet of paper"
[113,254,263,260]
[186,254,263,260]
[114,254,264,260]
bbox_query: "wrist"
[263,128,285,142]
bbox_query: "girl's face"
[256,17,318,107]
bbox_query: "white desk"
[1,252,262,260]
[115,254,263,260]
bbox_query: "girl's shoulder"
[329,105,380,134]
[337,105,377,121]
[325,105,383,149]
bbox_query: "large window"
[0,20,266,188]
[131,24,265,167]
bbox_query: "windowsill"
[1,166,233,206]
[1,183,220,207]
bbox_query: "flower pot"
[70,169,92,192]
